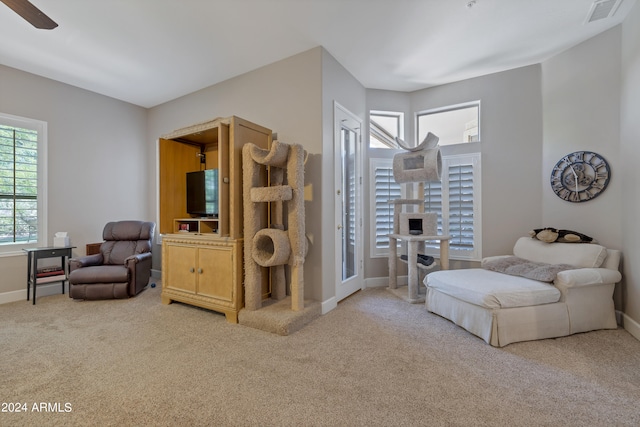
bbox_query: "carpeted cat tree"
[387,132,444,302]
[239,140,319,335]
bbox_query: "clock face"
[550,151,610,203]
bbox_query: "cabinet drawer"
[38,248,71,258]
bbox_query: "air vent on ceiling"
[585,0,622,23]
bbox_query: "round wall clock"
[550,151,610,203]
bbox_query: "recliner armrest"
[124,252,153,297]
[124,252,152,267]
[554,268,622,288]
[69,253,104,272]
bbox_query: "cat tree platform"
[238,297,321,336]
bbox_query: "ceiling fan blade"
[1,0,58,29]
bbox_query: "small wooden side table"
[387,234,450,303]
[23,246,75,305]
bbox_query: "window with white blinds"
[425,154,481,260]
[370,157,402,256]
[446,163,475,251]
[370,153,481,260]
[0,113,47,254]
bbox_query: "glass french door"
[334,102,363,301]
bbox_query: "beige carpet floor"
[1,282,640,426]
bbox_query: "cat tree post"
[242,140,306,312]
[242,144,267,311]
[269,165,287,300]
[287,143,305,311]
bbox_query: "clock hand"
[569,164,579,199]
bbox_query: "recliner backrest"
[101,221,155,265]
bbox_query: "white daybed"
[425,237,621,347]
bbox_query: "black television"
[186,169,219,217]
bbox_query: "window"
[417,102,480,146]
[0,113,47,255]
[369,157,402,257]
[423,154,482,261]
[370,111,404,149]
[370,153,481,261]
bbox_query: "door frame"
[334,101,364,302]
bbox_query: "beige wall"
[320,49,367,306]
[0,65,149,300]
[620,0,640,330]
[541,27,622,250]
[542,26,625,312]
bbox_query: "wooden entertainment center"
[158,116,272,322]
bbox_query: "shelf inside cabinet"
[174,218,219,235]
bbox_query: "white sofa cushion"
[426,269,561,309]
[513,237,608,268]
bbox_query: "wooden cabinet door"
[197,246,234,302]
[165,244,197,294]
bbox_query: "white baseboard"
[321,296,337,315]
[364,275,408,289]
[619,311,640,342]
[365,277,388,288]
[0,282,67,305]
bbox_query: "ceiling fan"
[0,0,58,29]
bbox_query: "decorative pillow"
[482,256,575,282]
[529,227,594,243]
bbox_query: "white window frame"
[416,101,481,146]
[0,112,48,257]
[369,152,481,261]
[369,110,404,149]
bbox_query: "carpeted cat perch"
[387,132,444,303]
[239,140,320,335]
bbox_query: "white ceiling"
[0,0,636,108]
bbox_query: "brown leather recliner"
[68,220,155,300]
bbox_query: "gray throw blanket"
[482,256,575,282]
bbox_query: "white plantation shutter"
[347,152,357,246]
[371,158,401,255]
[446,163,475,251]
[423,181,443,235]
[422,162,477,254]
[371,153,481,260]
[436,153,481,260]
